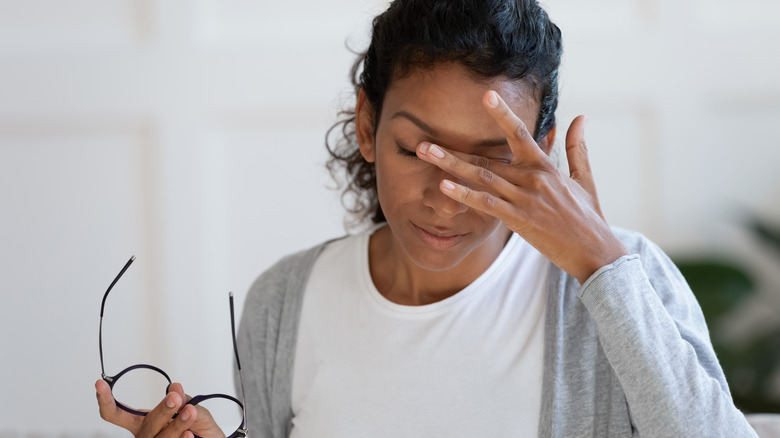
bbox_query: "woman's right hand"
[95,379,225,438]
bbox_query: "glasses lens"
[111,367,171,412]
[196,396,244,435]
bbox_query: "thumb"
[565,115,596,194]
[565,115,606,220]
[168,382,192,404]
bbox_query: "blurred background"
[1,0,779,435]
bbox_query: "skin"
[356,63,629,305]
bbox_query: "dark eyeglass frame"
[99,256,248,438]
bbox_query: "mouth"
[411,222,466,249]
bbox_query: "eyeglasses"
[99,256,248,438]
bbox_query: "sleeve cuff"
[578,253,641,302]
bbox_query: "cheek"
[374,159,438,213]
[375,161,420,205]
[482,214,505,233]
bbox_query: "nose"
[422,171,468,219]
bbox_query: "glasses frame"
[99,256,248,438]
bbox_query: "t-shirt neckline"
[359,224,523,318]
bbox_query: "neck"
[368,225,511,306]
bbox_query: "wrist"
[574,242,630,285]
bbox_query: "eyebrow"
[390,110,508,148]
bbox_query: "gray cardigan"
[236,228,758,437]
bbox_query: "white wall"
[0,0,779,435]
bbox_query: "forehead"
[379,63,539,141]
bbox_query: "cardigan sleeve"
[578,233,757,437]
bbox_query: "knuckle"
[579,144,591,164]
[528,174,546,191]
[512,121,529,142]
[482,193,497,210]
[477,168,494,184]
[447,154,461,171]
[539,159,557,173]
[461,186,473,202]
[472,155,490,169]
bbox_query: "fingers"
[138,403,198,438]
[564,115,604,212]
[565,115,592,185]
[482,90,546,164]
[565,115,607,221]
[136,390,185,437]
[167,382,192,404]
[417,142,517,195]
[415,141,518,219]
[168,384,226,438]
[96,379,143,433]
[439,178,519,224]
[164,404,199,438]
[96,379,199,438]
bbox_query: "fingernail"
[166,395,176,408]
[429,144,445,159]
[487,92,499,107]
[441,180,456,191]
[418,142,430,154]
[181,408,190,422]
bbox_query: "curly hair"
[325,0,562,227]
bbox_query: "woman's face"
[356,63,551,273]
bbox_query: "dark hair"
[326,0,562,227]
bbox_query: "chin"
[401,241,473,273]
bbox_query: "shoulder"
[610,226,657,256]
[609,226,687,287]
[243,236,347,314]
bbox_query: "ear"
[537,125,557,156]
[355,88,377,163]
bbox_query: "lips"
[411,222,466,249]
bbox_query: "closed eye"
[394,142,419,160]
[396,141,511,165]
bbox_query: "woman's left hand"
[416,90,629,284]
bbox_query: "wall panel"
[0,123,160,431]
[0,0,143,53]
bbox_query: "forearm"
[579,255,757,437]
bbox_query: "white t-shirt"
[290,227,549,437]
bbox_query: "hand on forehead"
[377,64,542,155]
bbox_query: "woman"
[96,0,757,436]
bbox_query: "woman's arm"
[577,236,757,436]
[416,90,628,285]
[415,89,756,436]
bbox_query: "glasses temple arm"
[99,255,136,378]
[229,292,248,436]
